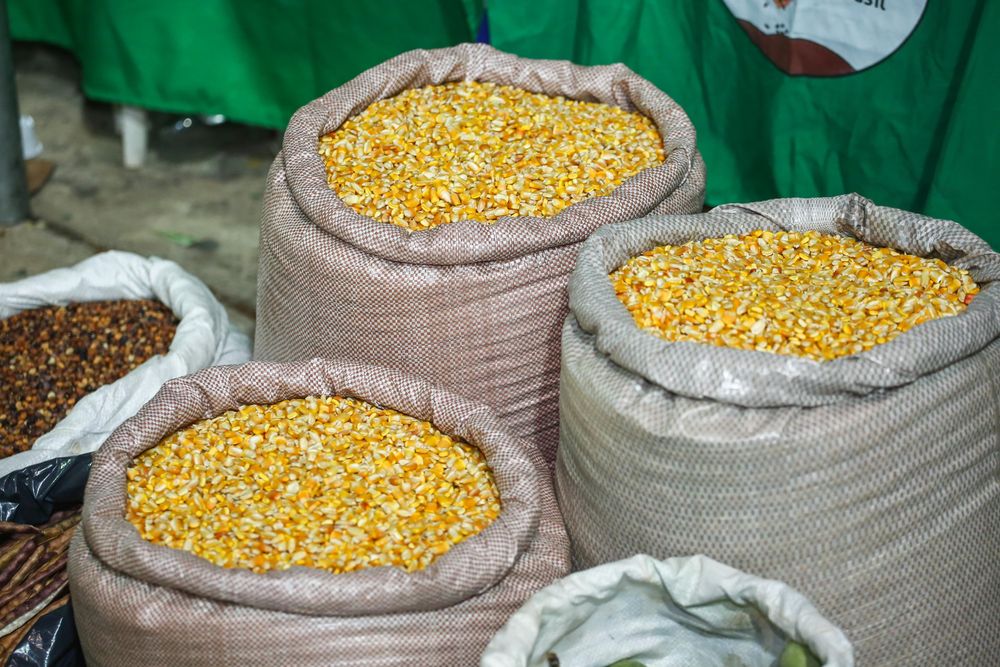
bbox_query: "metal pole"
[0,0,28,225]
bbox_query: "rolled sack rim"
[0,250,224,373]
[78,358,543,616]
[568,193,1000,408]
[481,554,855,667]
[280,42,700,266]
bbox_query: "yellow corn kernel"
[611,230,979,362]
[125,396,501,575]
[318,80,665,231]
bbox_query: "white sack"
[481,554,854,667]
[0,251,250,476]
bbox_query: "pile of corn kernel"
[611,230,979,361]
[126,396,501,574]
[319,80,665,231]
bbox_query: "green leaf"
[779,641,822,667]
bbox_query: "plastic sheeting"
[0,456,88,667]
[0,456,89,525]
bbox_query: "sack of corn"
[557,194,1000,665]
[69,358,570,666]
[481,554,854,667]
[0,251,250,477]
[254,43,705,466]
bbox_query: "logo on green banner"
[723,0,928,76]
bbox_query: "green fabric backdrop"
[9,0,480,129]
[9,1,997,248]
[486,0,999,249]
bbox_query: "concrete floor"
[0,45,277,339]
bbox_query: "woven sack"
[69,358,570,667]
[0,251,250,477]
[557,194,1000,666]
[254,43,705,467]
[481,554,854,667]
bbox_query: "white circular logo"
[722,0,928,76]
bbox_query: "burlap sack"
[557,194,1000,666]
[254,43,705,467]
[69,359,570,666]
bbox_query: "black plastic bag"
[0,455,90,525]
[5,605,80,667]
[0,455,89,667]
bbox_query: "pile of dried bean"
[0,508,80,657]
[1,300,177,457]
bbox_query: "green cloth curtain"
[9,0,481,130]
[486,0,999,249]
[10,1,997,248]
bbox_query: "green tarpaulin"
[9,0,480,130]
[9,1,997,248]
[485,0,999,248]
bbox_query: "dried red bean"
[0,508,79,649]
[0,536,31,571]
[0,299,177,456]
[39,513,80,540]
[0,523,76,597]
[0,569,67,627]
[0,539,47,591]
[0,523,40,536]
[7,550,67,600]
[0,540,36,589]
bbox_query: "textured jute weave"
[558,194,1000,666]
[254,43,705,467]
[69,359,569,666]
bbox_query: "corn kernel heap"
[126,396,501,574]
[319,80,665,231]
[612,230,979,361]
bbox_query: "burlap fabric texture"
[69,358,570,666]
[254,43,706,467]
[557,194,1000,666]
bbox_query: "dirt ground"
[0,44,277,339]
